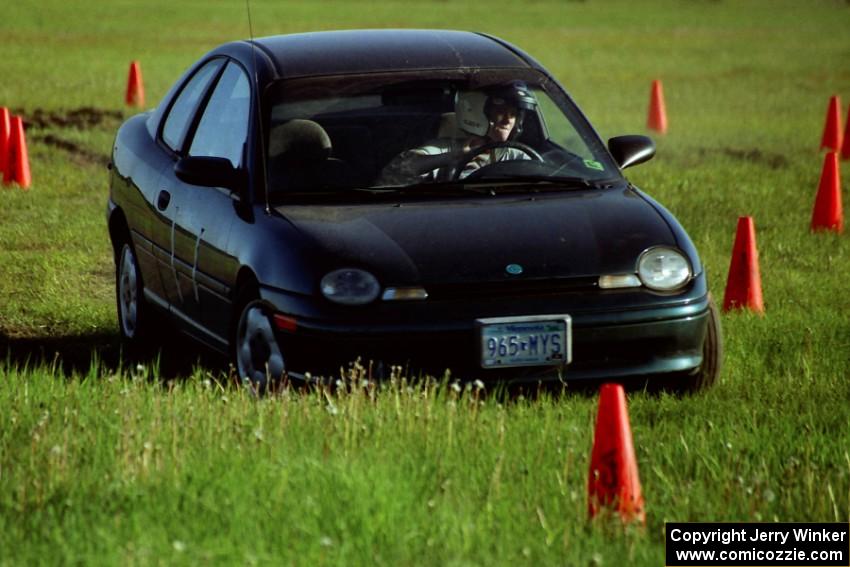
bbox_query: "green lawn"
[1,1,849,565]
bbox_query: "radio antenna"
[246,0,270,214]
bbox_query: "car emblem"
[505,263,523,275]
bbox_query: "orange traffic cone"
[588,383,645,524]
[722,216,764,314]
[647,79,668,134]
[811,152,843,233]
[125,61,145,108]
[841,105,850,161]
[3,116,31,189]
[820,95,842,152]
[0,107,9,175]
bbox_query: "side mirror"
[175,156,246,192]
[608,135,656,170]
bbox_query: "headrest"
[437,112,463,139]
[269,119,332,163]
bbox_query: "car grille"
[424,277,599,301]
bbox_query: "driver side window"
[188,62,251,168]
[161,60,224,152]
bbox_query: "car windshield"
[264,69,619,199]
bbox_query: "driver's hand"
[456,136,485,156]
[459,153,489,179]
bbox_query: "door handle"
[157,190,171,211]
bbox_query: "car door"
[162,61,251,347]
[150,59,226,313]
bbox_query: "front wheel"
[681,296,723,392]
[116,242,151,344]
[234,299,285,392]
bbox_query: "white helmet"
[455,91,490,136]
[455,82,537,138]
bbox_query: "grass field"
[2,0,850,565]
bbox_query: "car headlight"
[320,268,381,305]
[637,247,692,291]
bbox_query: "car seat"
[436,112,464,139]
[267,119,349,192]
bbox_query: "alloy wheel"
[118,244,139,339]
[236,301,285,389]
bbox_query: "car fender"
[226,206,326,298]
[632,186,703,277]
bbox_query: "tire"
[233,297,286,393]
[681,296,723,392]
[116,242,152,345]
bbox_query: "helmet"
[455,90,490,136]
[455,82,537,138]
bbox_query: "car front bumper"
[259,278,711,386]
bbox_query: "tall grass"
[1,359,848,565]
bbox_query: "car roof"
[242,29,535,79]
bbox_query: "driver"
[378,82,537,184]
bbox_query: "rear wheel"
[681,296,723,392]
[234,297,285,393]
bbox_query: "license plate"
[476,315,572,369]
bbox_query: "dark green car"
[107,29,721,391]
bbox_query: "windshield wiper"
[268,183,487,204]
[370,176,618,195]
[460,175,617,191]
[364,182,495,195]
[271,176,618,203]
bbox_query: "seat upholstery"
[268,119,348,191]
[436,112,464,139]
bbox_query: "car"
[107,29,721,392]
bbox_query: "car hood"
[276,187,677,285]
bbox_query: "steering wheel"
[452,141,544,180]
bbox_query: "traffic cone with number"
[0,107,10,175]
[841,105,850,161]
[647,79,668,134]
[3,116,31,189]
[588,383,645,524]
[125,61,145,108]
[722,216,764,314]
[820,96,842,152]
[811,152,843,233]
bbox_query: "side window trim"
[177,63,230,156]
[156,57,227,156]
[183,60,253,166]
